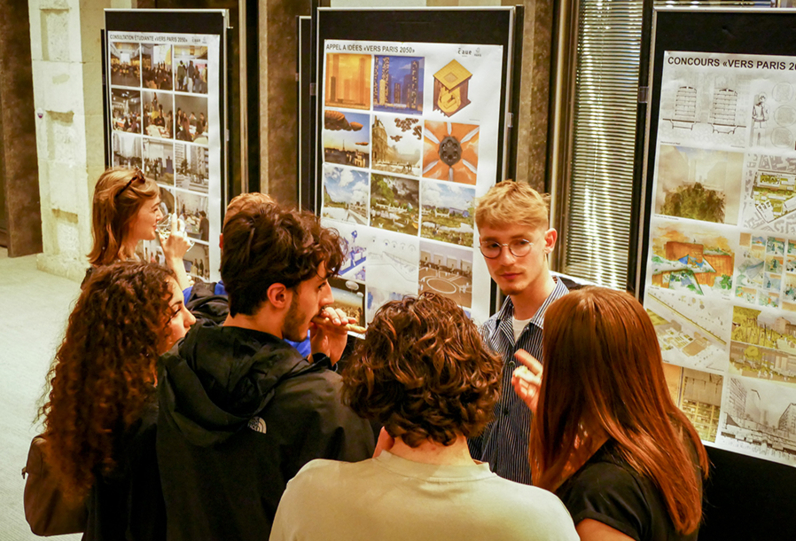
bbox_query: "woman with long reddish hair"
[39,262,195,540]
[86,167,190,289]
[514,287,708,541]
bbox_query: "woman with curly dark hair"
[270,292,579,541]
[39,262,195,540]
[86,167,191,289]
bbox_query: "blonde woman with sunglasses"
[85,167,191,289]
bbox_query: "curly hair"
[88,167,159,265]
[342,292,503,447]
[39,262,176,499]
[221,206,344,316]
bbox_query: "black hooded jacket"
[157,324,375,541]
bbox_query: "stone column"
[507,0,554,193]
[259,0,312,206]
[0,0,42,257]
[28,0,120,281]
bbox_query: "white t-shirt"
[513,316,532,341]
[270,451,578,541]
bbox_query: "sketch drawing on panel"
[645,288,730,374]
[718,376,796,466]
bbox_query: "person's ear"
[267,283,291,310]
[543,228,558,255]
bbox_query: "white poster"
[107,32,222,282]
[320,39,504,325]
[645,51,796,466]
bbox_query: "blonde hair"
[475,181,550,230]
[88,167,159,266]
[224,192,275,227]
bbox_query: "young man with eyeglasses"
[468,180,568,485]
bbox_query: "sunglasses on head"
[115,168,146,199]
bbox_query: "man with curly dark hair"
[157,205,375,541]
[270,293,579,541]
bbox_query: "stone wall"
[28,0,130,280]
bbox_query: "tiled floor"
[0,248,81,540]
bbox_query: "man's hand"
[158,214,193,290]
[310,306,355,365]
[512,349,543,414]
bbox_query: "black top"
[556,440,699,541]
[157,324,375,541]
[84,399,166,541]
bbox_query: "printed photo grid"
[109,39,212,279]
[319,42,502,324]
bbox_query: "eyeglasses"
[115,168,146,199]
[479,238,533,259]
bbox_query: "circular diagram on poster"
[775,106,796,127]
[773,83,794,102]
[771,127,794,148]
[426,277,457,295]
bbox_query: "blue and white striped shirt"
[468,278,569,485]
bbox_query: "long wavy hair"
[342,292,503,447]
[88,167,159,265]
[530,287,708,535]
[39,262,175,499]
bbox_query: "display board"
[104,10,227,283]
[638,8,796,540]
[315,8,517,327]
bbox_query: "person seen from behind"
[513,287,709,541]
[270,292,579,541]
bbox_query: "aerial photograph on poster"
[645,287,731,373]
[740,153,796,234]
[372,55,424,115]
[322,165,369,226]
[730,305,796,386]
[371,114,422,176]
[422,120,479,185]
[109,42,141,88]
[324,53,371,110]
[717,375,796,466]
[419,239,473,308]
[654,145,742,225]
[370,174,419,236]
[323,110,370,168]
[420,179,475,247]
[662,363,723,442]
[143,139,174,186]
[648,219,736,297]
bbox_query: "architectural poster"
[319,40,504,326]
[106,31,222,282]
[644,50,796,466]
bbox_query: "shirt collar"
[496,277,569,331]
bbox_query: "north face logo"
[248,416,267,434]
